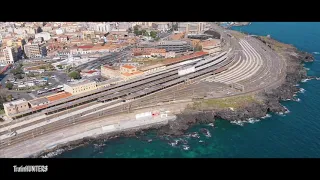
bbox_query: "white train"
[178,66,196,76]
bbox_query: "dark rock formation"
[34,35,315,157]
[159,36,315,136]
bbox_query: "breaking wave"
[299,88,306,93]
[301,79,311,83]
[261,114,272,119]
[41,149,64,158]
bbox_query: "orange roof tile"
[32,104,48,111]
[122,65,136,69]
[47,92,72,102]
[103,65,116,70]
[163,51,208,66]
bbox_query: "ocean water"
[57,22,320,158]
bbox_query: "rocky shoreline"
[35,35,315,158]
[159,36,315,136]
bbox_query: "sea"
[56,22,320,158]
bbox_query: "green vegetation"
[133,25,158,39]
[190,95,261,110]
[6,82,13,90]
[15,74,23,79]
[134,25,142,36]
[57,64,63,69]
[259,36,293,52]
[0,90,9,111]
[0,109,5,115]
[150,31,157,39]
[230,32,246,39]
[27,72,35,77]
[7,94,13,101]
[68,71,81,79]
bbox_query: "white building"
[35,32,51,41]
[154,22,170,31]
[178,22,206,34]
[55,28,64,35]
[0,47,17,65]
[94,23,111,33]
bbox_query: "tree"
[68,71,81,79]
[7,94,13,101]
[150,31,157,39]
[141,29,147,36]
[133,25,142,36]
[15,74,23,79]
[6,82,13,90]
[27,72,35,77]
[37,27,43,33]
[57,65,63,69]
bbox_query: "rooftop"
[102,65,116,70]
[121,71,143,77]
[77,45,94,49]
[121,65,136,69]
[139,63,164,71]
[65,79,94,87]
[47,92,72,102]
[82,70,98,74]
[3,99,27,108]
[163,51,208,66]
[28,97,49,106]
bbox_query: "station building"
[3,99,30,117]
[63,80,97,95]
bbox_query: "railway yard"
[0,24,287,158]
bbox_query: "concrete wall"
[4,100,30,117]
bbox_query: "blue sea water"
[57,22,320,158]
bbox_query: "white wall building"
[0,46,17,65]
[35,32,51,41]
[55,28,64,35]
[94,23,111,33]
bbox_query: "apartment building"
[24,43,47,58]
[156,40,193,53]
[92,22,111,33]
[35,32,51,41]
[0,46,17,65]
[63,79,97,95]
[82,31,95,40]
[3,99,30,117]
[178,22,205,34]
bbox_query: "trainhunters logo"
[13,165,48,172]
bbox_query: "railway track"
[0,52,233,149]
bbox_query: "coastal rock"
[159,35,314,136]
[35,33,315,158]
